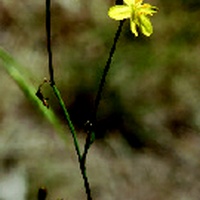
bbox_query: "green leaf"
[0,47,68,143]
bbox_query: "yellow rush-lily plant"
[108,0,158,37]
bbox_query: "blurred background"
[1,0,200,199]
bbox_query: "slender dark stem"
[81,20,125,175]
[81,129,95,166]
[46,0,55,85]
[80,162,92,200]
[93,20,125,121]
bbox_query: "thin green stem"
[46,0,82,163]
[52,85,82,160]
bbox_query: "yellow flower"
[108,0,158,37]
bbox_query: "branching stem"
[81,20,125,175]
[45,0,92,199]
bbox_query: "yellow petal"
[124,0,133,6]
[130,20,138,36]
[108,5,131,20]
[138,15,153,36]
